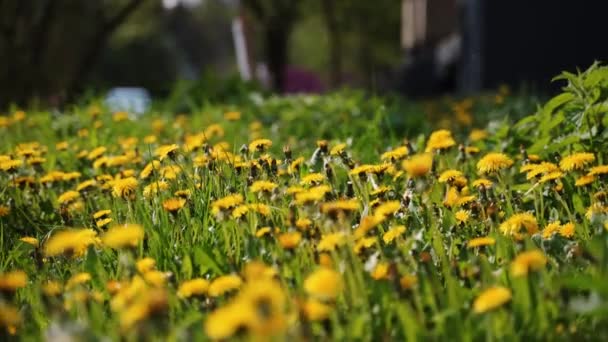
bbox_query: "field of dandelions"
[2,63,608,341]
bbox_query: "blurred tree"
[242,0,302,92]
[291,0,402,91]
[320,0,342,88]
[0,0,151,108]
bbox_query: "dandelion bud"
[316,140,328,154]
[283,145,292,160]
[239,144,249,155]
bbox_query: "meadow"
[1,63,608,341]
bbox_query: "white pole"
[232,16,251,80]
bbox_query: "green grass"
[2,65,608,341]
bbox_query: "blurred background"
[1,0,608,109]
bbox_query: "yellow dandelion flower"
[467,236,496,248]
[381,146,409,161]
[300,173,325,185]
[383,225,406,244]
[469,129,488,142]
[57,190,80,205]
[119,288,167,330]
[0,205,10,217]
[294,185,331,205]
[0,159,22,172]
[511,250,547,277]
[143,180,169,198]
[204,301,255,340]
[143,270,171,287]
[0,116,11,128]
[0,270,27,292]
[317,232,347,252]
[353,237,376,254]
[208,274,242,297]
[301,299,332,321]
[370,186,393,197]
[135,258,156,274]
[349,165,373,178]
[425,129,456,152]
[295,218,313,231]
[472,178,493,188]
[499,213,539,239]
[402,153,433,178]
[154,144,179,161]
[87,146,107,160]
[443,187,460,207]
[288,157,305,174]
[330,143,347,156]
[374,200,401,218]
[224,111,241,121]
[438,169,464,183]
[66,272,91,290]
[455,210,471,224]
[250,180,278,193]
[354,214,384,238]
[255,227,272,238]
[140,160,161,179]
[588,165,608,176]
[371,262,390,280]
[95,217,114,228]
[242,261,278,281]
[477,153,514,174]
[541,221,562,239]
[0,303,21,331]
[211,194,244,215]
[111,177,138,199]
[42,281,63,297]
[586,203,608,221]
[144,135,157,144]
[27,156,46,166]
[278,231,302,249]
[465,146,480,155]
[75,179,96,193]
[102,224,145,249]
[456,195,476,207]
[473,286,512,313]
[177,278,210,298]
[43,229,98,257]
[559,152,595,171]
[19,236,39,247]
[93,209,111,220]
[321,199,360,217]
[524,162,559,180]
[231,205,250,220]
[249,138,272,152]
[559,222,575,238]
[575,174,595,187]
[249,203,271,216]
[62,171,82,181]
[304,268,342,300]
[113,111,130,122]
[399,274,418,290]
[539,170,563,183]
[162,197,186,213]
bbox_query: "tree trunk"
[321,0,342,88]
[265,25,289,92]
[68,0,147,98]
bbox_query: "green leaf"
[513,115,538,130]
[527,136,551,154]
[193,248,223,276]
[181,253,193,279]
[572,194,585,215]
[543,92,575,116]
